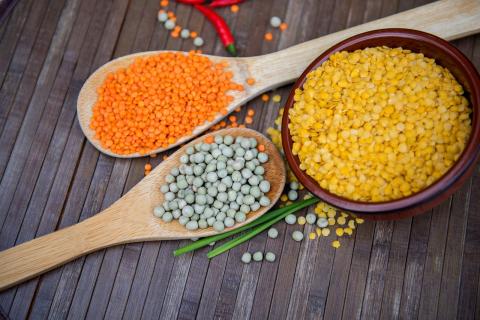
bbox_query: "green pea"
[160,184,169,193]
[235,147,246,157]
[317,217,328,228]
[290,181,299,190]
[185,194,195,204]
[162,212,173,222]
[198,219,208,229]
[241,252,252,263]
[241,185,251,195]
[179,216,189,225]
[249,138,258,148]
[253,251,263,261]
[224,217,235,228]
[267,228,278,239]
[265,252,276,262]
[207,217,216,226]
[172,210,181,219]
[192,177,203,188]
[257,152,269,163]
[165,192,175,201]
[240,139,250,149]
[193,165,204,176]
[235,211,246,222]
[259,196,271,207]
[213,200,223,209]
[169,201,178,211]
[196,194,207,205]
[306,213,317,224]
[250,202,260,211]
[285,214,296,224]
[153,206,165,217]
[217,183,227,192]
[226,208,236,218]
[186,221,198,230]
[292,231,304,242]
[223,135,234,145]
[250,186,261,198]
[244,150,254,160]
[232,160,244,171]
[165,174,175,183]
[240,204,250,213]
[259,180,270,193]
[288,190,298,201]
[213,221,225,232]
[182,206,194,218]
[186,146,195,155]
[211,148,222,158]
[217,192,228,202]
[232,182,241,191]
[177,179,188,190]
[203,207,214,218]
[248,175,260,186]
[170,167,179,176]
[232,171,242,182]
[200,143,210,152]
[193,204,205,214]
[207,187,218,197]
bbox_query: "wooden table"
[0,0,479,319]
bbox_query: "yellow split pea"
[289,46,472,202]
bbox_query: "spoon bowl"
[76,0,480,158]
[0,128,286,291]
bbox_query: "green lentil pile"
[153,134,272,231]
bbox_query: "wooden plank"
[360,221,394,319]
[0,0,99,254]
[436,179,472,319]
[341,221,375,320]
[399,213,431,319]
[323,231,355,319]
[0,3,80,316]
[286,223,322,319]
[0,0,71,220]
[0,0,49,158]
[378,218,412,319]
[267,222,304,319]
[456,167,480,319]
[0,0,33,88]
[417,199,451,320]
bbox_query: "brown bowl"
[281,29,480,220]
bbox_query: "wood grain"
[0,128,285,291]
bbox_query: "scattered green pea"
[267,227,278,239]
[253,251,263,261]
[241,252,252,263]
[265,252,276,262]
[292,231,304,242]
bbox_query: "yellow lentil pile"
[289,47,472,202]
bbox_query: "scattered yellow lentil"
[348,220,356,229]
[337,216,346,225]
[328,218,336,225]
[327,209,336,218]
[297,216,306,225]
[336,228,344,236]
[332,240,341,249]
[321,228,330,236]
[272,94,282,102]
[281,194,288,202]
[356,218,365,224]
[316,228,322,236]
[309,232,316,240]
[344,227,353,235]
[318,212,327,218]
[289,46,472,202]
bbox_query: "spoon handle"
[250,0,480,89]
[0,210,135,291]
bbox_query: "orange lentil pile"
[90,52,243,155]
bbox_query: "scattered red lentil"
[246,78,255,85]
[160,0,168,7]
[257,144,265,152]
[150,153,157,158]
[204,136,214,144]
[247,109,255,116]
[264,32,273,41]
[261,94,269,102]
[235,107,241,112]
[279,22,288,31]
[190,31,198,38]
[245,116,253,124]
[145,163,152,171]
[230,4,239,12]
[90,52,243,155]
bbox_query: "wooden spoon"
[77,0,480,158]
[0,128,286,291]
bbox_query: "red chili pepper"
[194,5,237,56]
[175,0,244,8]
[209,0,244,7]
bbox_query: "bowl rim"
[281,28,480,214]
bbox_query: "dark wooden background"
[0,0,479,319]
